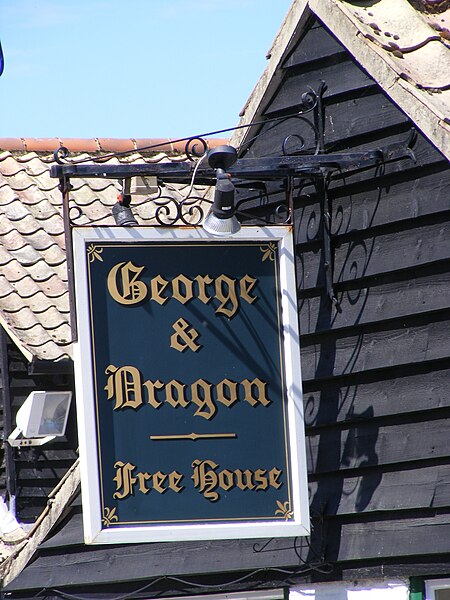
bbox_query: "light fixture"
[8,391,72,447]
[112,179,138,226]
[202,145,241,236]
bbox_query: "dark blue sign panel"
[74,227,309,543]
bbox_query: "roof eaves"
[310,0,450,161]
[0,317,33,363]
[231,0,450,161]
[1,459,80,589]
[0,138,229,155]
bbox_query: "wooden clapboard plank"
[294,167,450,245]
[297,221,450,292]
[309,463,450,516]
[6,535,305,590]
[265,58,375,116]
[306,414,450,474]
[247,90,409,158]
[333,514,450,562]
[300,317,450,381]
[334,220,450,283]
[298,268,450,335]
[283,19,345,67]
[302,365,450,426]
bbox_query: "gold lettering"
[172,274,193,304]
[269,467,283,489]
[113,462,184,498]
[150,275,169,305]
[153,471,168,494]
[191,461,283,501]
[143,379,164,409]
[107,262,147,305]
[240,275,258,305]
[168,471,184,493]
[191,379,215,420]
[234,469,256,491]
[191,459,220,502]
[165,380,188,408]
[242,378,271,407]
[253,468,269,491]
[218,469,234,491]
[195,274,213,304]
[216,378,238,408]
[113,461,137,499]
[170,318,201,353]
[215,275,238,318]
[105,365,144,410]
[104,366,272,419]
[136,471,151,494]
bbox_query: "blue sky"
[0,0,292,139]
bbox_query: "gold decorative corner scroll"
[87,244,104,263]
[260,243,277,262]
[275,500,293,521]
[102,506,119,527]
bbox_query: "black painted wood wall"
[242,17,450,574]
[0,334,77,522]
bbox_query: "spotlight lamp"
[112,179,138,226]
[8,391,72,448]
[202,145,241,236]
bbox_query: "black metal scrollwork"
[185,136,208,161]
[54,146,70,164]
[154,193,209,226]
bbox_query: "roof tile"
[341,0,450,90]
[0,143,215,361]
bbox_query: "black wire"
[37,562,334,600]
[58,110,316,166]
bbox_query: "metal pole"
[0,327,17,515]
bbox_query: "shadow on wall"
[341,406,382,512]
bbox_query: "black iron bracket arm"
[50,141,412,183]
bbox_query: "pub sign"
[73,226,309,543]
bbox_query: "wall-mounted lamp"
[202,145,241,236]
[8,391,72,448]
[112,179,138,226]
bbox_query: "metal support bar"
[49,140,412,183]
[0,328,17,515]
[60,177,78,342]
[316,174,338,306]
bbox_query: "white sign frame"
[72,225,309,544]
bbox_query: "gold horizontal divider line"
[150,432,237,441]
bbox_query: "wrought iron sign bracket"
[50,83,416,339]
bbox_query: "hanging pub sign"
[72,226,309,544]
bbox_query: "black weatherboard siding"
[0,335,76,522]
[241,17,450,571]
[4,14,450,596]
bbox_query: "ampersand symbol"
[170,318,201,353]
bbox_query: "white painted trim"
[290,580,409,600]
[425,578,450,600]
[231,0,449,161]
[164,590,285,600]
[72,226,310,544]
[310,0,450,162]
[0,315,33,363]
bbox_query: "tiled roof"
[0,138,226,363]
[233,0,450,160]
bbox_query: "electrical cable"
[54,105,318,167]
[36,561,334,600]
[183,152,208,200]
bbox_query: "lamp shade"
[16,391,72,438]
[202,211,241,236]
